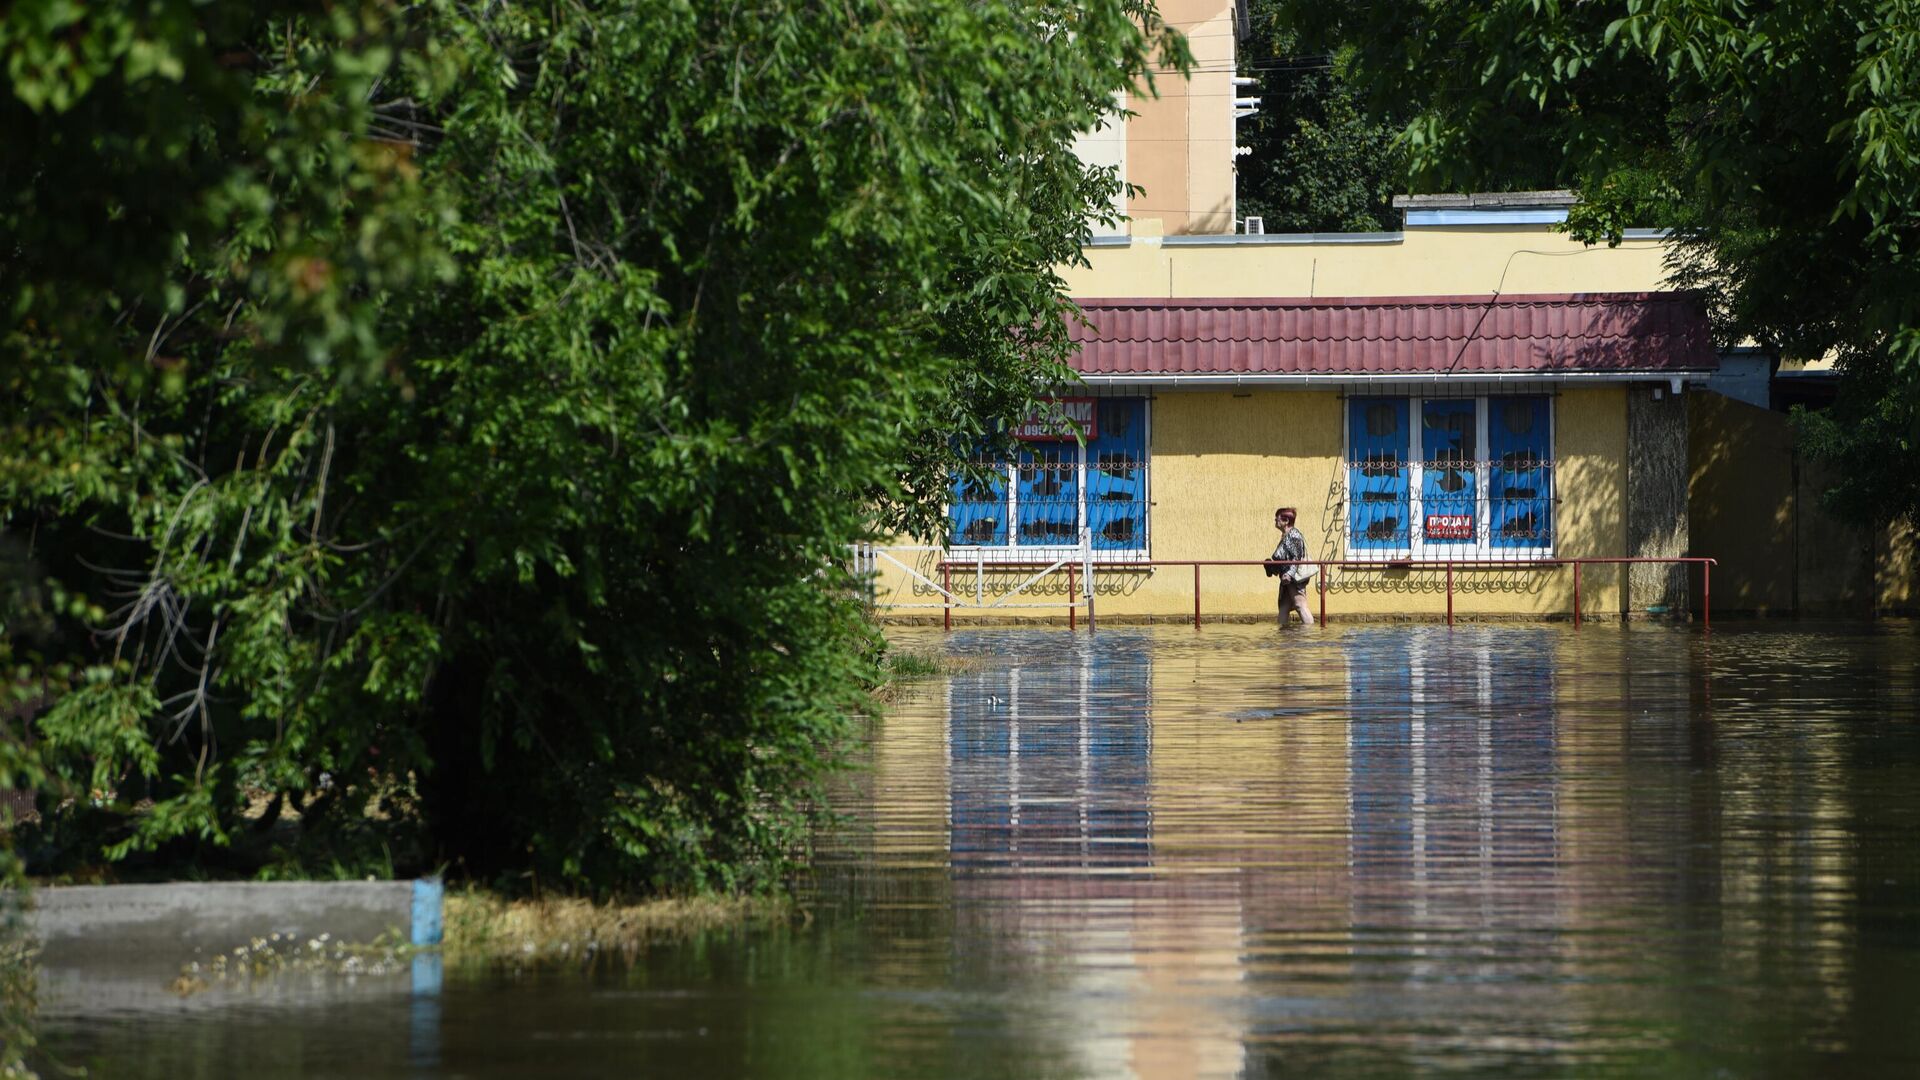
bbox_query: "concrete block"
[26,880,437,963]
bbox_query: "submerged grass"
[442,889,790,966]
[871,648,976,705]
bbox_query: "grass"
[441,888,789,966]
[870,649,977,705]
[882,650,948,679]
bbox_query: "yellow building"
[870,196,1722,623]
[863,6,1916,623]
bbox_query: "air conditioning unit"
[1244,216,1265,235]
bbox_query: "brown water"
[33,623,1920,1077]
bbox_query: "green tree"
[2,1,1183,892]
[1283,0,1920,525]
[1234,4,1407,233]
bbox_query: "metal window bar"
[1342,456,1556,560]
[951,453,1149,562]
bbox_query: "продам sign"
[1425,513,1475,540]
[1013,397,1098,441]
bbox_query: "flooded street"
[37,623,1920,1077]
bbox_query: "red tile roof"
[1067,293,1716,377]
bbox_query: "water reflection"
[34,623,1920,1078]
[851,624,1920,1077]
[949,639,1153,876]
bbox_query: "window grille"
[948,398,1149,559]
[1345,394,1555,559]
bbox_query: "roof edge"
[1072,292,1699,309]
[1391,191,1578,209]
[1076,371,1716,386]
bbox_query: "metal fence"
[854,545,1717,631]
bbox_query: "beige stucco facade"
[871,383,1639,623]
[1103,0,1240,236]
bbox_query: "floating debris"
[171,932,413,996]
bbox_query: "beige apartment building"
[1072,0,1245,237]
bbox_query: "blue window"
[1419,399,1477,547]
[949,463,1007,546]
[1347,394,1554,557]
[949,397,1149,554]
[1086,398,1147,551]
[1015,444,1078,545]
[1348,397,1410,550]
[1489,396,1553,549]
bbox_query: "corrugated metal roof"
[1067,294,1716,376]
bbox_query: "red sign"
[1425,513,1475,540]
[1013,397,1098,441]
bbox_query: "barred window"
[1345,394,1554,558]
[949,397,1148,556]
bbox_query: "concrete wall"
[872,385,1638,622]
[27,880,438,963]
[1687,390,1919,616]
[1627,387,1690,613]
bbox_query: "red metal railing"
[932,556,1717,631]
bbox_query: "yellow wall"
[869,386,1635,622]
[1689,390,1920,615]
[1688,392,1795,614]
[1065,225,1673,298]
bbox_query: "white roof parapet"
[1392,191,1579,210]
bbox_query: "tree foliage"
[1234,3,1407,233]
[1283,0,1920,526]
[2,0,1181,891]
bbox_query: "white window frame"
[1343,393,1555,562]
[949,397,1152,562]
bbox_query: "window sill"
[944,548,1152,567]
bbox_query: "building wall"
[1065,226,1673,298]
[871,385,1637,622]
[1124,0,1237,236]
[1687,390,1795,615]
[1627,387,1691,613]
[866,226,1701,623]
[1070,89,1129,230]
[1687,390,1919,616]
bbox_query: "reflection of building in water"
[1347,631,1560,927]
[947,638,1152,878]
[945,635,1247,1079]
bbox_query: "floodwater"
[32,623,1920,1077]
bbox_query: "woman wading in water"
[1267,506,1315,626]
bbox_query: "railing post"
[1573,561,1582,629]
[942,560,952,632]
[1446,561,1454,627]
[1193,563,1201,630]
[1318,562,1327,626]
[1082,527,1095,634]
[1067,564,1076,631]
[1703,559,1712,632]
